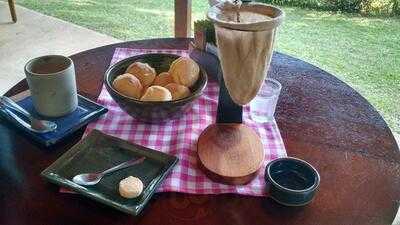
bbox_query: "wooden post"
[8,0,17,22]
[174,0,192,38]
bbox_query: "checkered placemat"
[82,47,287,196]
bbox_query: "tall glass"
[250,78,282,123]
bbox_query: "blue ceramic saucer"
[0,94,107,147]
[265,157,320,206]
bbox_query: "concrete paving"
[0,2,119,95]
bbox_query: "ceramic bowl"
[265,157,320,206]
[105,53,207,123]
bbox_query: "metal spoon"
[0,96,57,133]
[72,157,146,186]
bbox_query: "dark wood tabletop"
[1,38,399,225]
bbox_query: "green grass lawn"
[16,0,400,133]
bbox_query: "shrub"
[194,20,216,45]
[258,0,400,15]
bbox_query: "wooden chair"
[8,0,17,22]
[174,0,191,37]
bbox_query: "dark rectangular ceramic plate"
[41,130,178,215]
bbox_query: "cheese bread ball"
[169,57,200,87]
[165,83,191,100]
[153,72,174,87]
[119,176,144,199]
[126,62,156,87]
[112,73,143,99]
[140,86,172,101]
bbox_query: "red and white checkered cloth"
[83,48,287,196]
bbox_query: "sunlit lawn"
[17,0,400,133]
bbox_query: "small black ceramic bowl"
[105,53,207,123]
[265,157,320,206]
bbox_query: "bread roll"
[112,73,143,99]
[169,57,200,87]
[165,83,191,100]
[141,86,149,97]
[140,86,172,101]
[126,62,156,87]
[153,72,174,87]
[119,176,143,198]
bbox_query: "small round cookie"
[140,86,172,101]
[153,72,174,87]
[169,57,200,87]
[112,73,143,99]
[126,62,156,87]
[119,176,144,199]
[165,83,191,100]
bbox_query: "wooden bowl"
[105,53,207,123]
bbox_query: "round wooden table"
[1,38,399,225]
